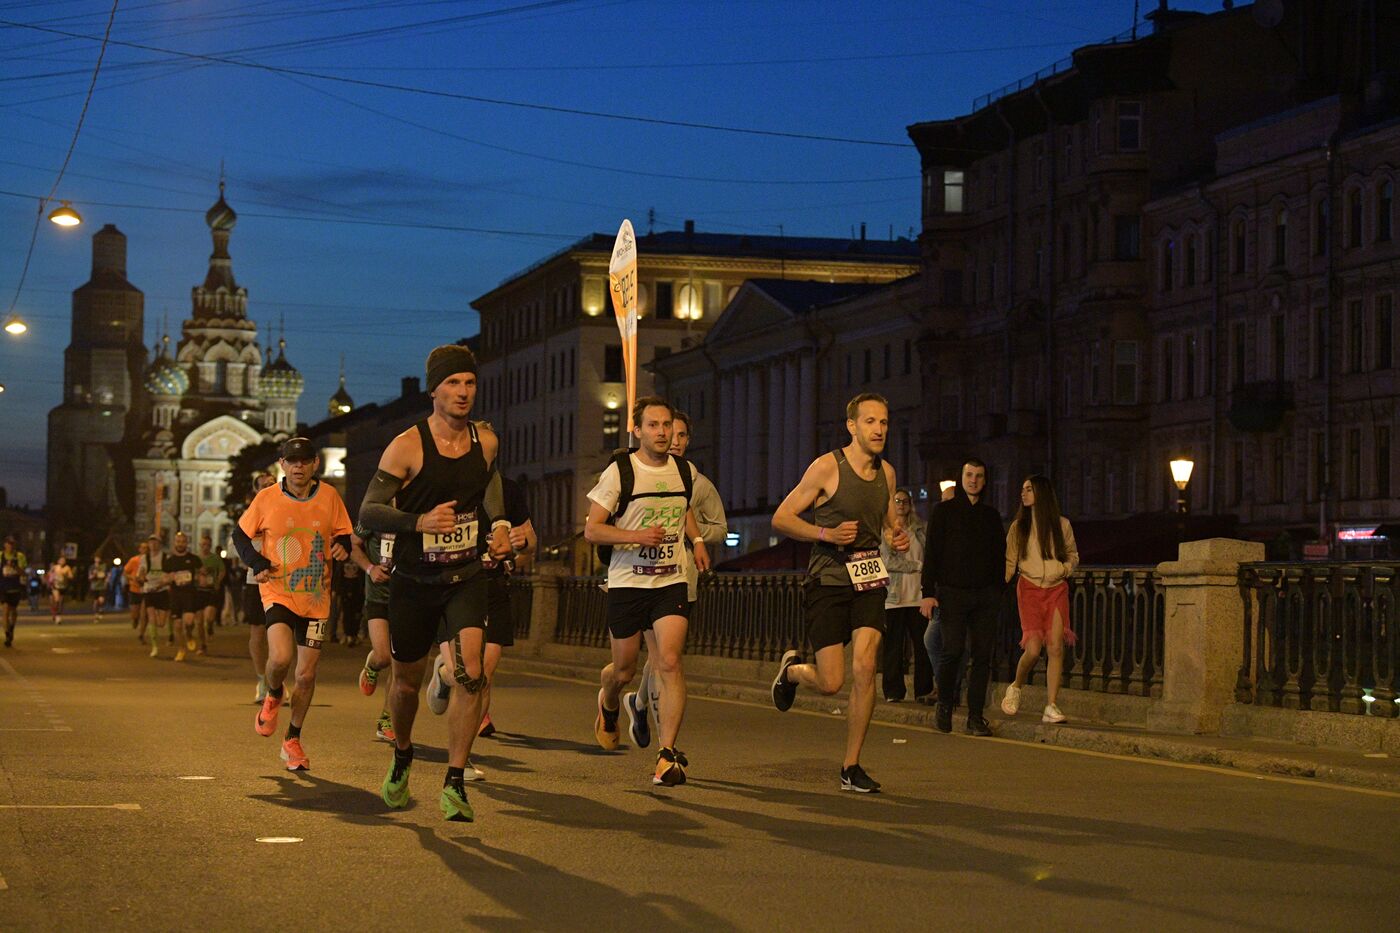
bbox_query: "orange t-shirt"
[124,556,143,593]
[237,480,353,620]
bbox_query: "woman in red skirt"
[1000,475,1078,723]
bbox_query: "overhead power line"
[0,17,914,149]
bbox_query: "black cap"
[279,437,317,461]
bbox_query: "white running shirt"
[587,454,693,591]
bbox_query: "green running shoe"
[440,782,474,822]
[381,753,412,809]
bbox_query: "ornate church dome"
[258,337,304,402]
[328,359,353,416]
[205,181,237,232]
[143,336,189,397]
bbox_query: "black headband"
[426,346,477,393]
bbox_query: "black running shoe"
[840,764,881,794]
[934,703,953,734]
[965,714,992,737]
[771,650,800,712]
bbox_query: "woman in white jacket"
[1001,475,1078,724]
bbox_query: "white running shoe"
[463,758,485,781]
[1042,703,1067,724]
[426,662,450,715]
[1001,684,1021,716]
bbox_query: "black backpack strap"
[610,450,635,522]
[672,454,694,504]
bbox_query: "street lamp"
[1170,457,1195,542]
[47,200,82,227]
[3,315,27,336]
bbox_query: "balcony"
[1228,380,1294,433]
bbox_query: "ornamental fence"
[1237,562,1400,718]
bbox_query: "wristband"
[692,536,705,546]
[818,527,826,542]
[491,520,512,532]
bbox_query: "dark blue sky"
[0,0,1221,507]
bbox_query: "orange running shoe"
[478,713,495,738]
[255,694,282,737]
[594,688,620,751]
[280,737,309,771]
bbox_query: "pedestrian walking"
[771,392,909,793]
[919,458,1004,737]
[881,488,932,703]
[1001,475,1079,724]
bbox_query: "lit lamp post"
[1170,457,1195,542]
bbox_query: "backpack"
[596,449,694,566]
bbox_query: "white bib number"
[2,565,17,578]
[421,511,478,565]
[845,550,889,591]
[171,571,193,586]
[631,534,679,577]
[378,534,395,566]
[304,617,327,646]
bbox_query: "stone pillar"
[781,356,800,488]
[766,360,786,505]
[726,369,745,503]
[522,564,567,652]
[1146,537,1265,735]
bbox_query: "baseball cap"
[280,437,317,461]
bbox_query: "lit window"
[943,170,964,213]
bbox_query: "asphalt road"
[1,610,1398,932]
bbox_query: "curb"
[502,654,1400,795]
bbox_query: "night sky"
[0,0,1221,507]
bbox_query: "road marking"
[256,836,302,844]
[0,655,71,732]
[512,669,1400,800]
[0,804,141,810]
[178,776,215,781]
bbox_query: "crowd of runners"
[2,341,1081,820]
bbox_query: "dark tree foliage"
[224,440,280,519]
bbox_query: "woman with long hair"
[1001,475,1078,723]
[881,488,932,703]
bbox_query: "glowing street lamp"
[3,315,27,336]
[47,200,82,227]
[1170,456,1195,542]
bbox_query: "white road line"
[513,669,1400,800]
[0,804,141,810]
[0,654,73,732]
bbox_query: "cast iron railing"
[1237,562,1399,717]
[990,567,1165,697]
[507,576,533,642]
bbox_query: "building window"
[1273,208,1288,267]
[603,344,624,382]
[1113,340,1139,405]
[1116,101,1142,151]
[704,281,722,316]
[1347,299,1364,373]
[1378,427,1392,498]
[677,283,701,320]
[1231,442,1244,506]
[1314,199,1329,256]
[1160,238,1174,292]
[1348,188,1364,249]
[1272,314,1287,382]
[1232,218,1247,273]
[602,410,620,451]
[1089,341,1103,402]
[1348,428,1362,499]
[1311,432,1326,502]
[1184,235,1197,286]
[654,282,674,320]
[1271,440,1285,503]
[1184,333,1197,397]
[1310,308,1326,378]
[1379,181,1394,243]
[1114,215,1140,260]
[1375,295,1394,370]
[943,170,964,213]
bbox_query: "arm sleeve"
[921,506,945,598]
[692,474,728,546]
[231,525,270,575]
[358,469,419,534]
[483,469,506,526]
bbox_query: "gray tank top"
[808,449,889,586]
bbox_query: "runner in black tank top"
[769,392,909,794]
[358,343,510,823]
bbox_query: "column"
[780,355,801,489]
[726,369,745,505]
[766,360,786,505]
[798,352,817,467]
[746,367,765,510]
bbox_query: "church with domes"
[46,184,345,555]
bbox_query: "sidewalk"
[503,642,1400,794]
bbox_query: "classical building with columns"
[651,276,924,560]
[472,225,918,559]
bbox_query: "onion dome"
[258,337,304,402]
[328,374,354,416]
[143,336,188,397]
[205,180,237,231]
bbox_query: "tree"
[223,440,279,520]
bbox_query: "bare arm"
[685,508,711,572]
[583,501,663,547]
[772,456,839,543]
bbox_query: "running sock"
[445,766,465,786]
[394,745,414,765]
[286,722,302,740]
[268,684,285,700]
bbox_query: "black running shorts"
[364,599,389,621]
[242,584,266,625]
[485,573,514,647]
[0,590,19,608]
[388,572,487,663]
[804,580,886,651]
[127,590,143,607]
[169,588,200,617]
[605,582,688,640]
[264,603,327,650]
[145,590,170,613]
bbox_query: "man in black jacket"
[919,458,1003,736]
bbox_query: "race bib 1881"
[421,511,478,565]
